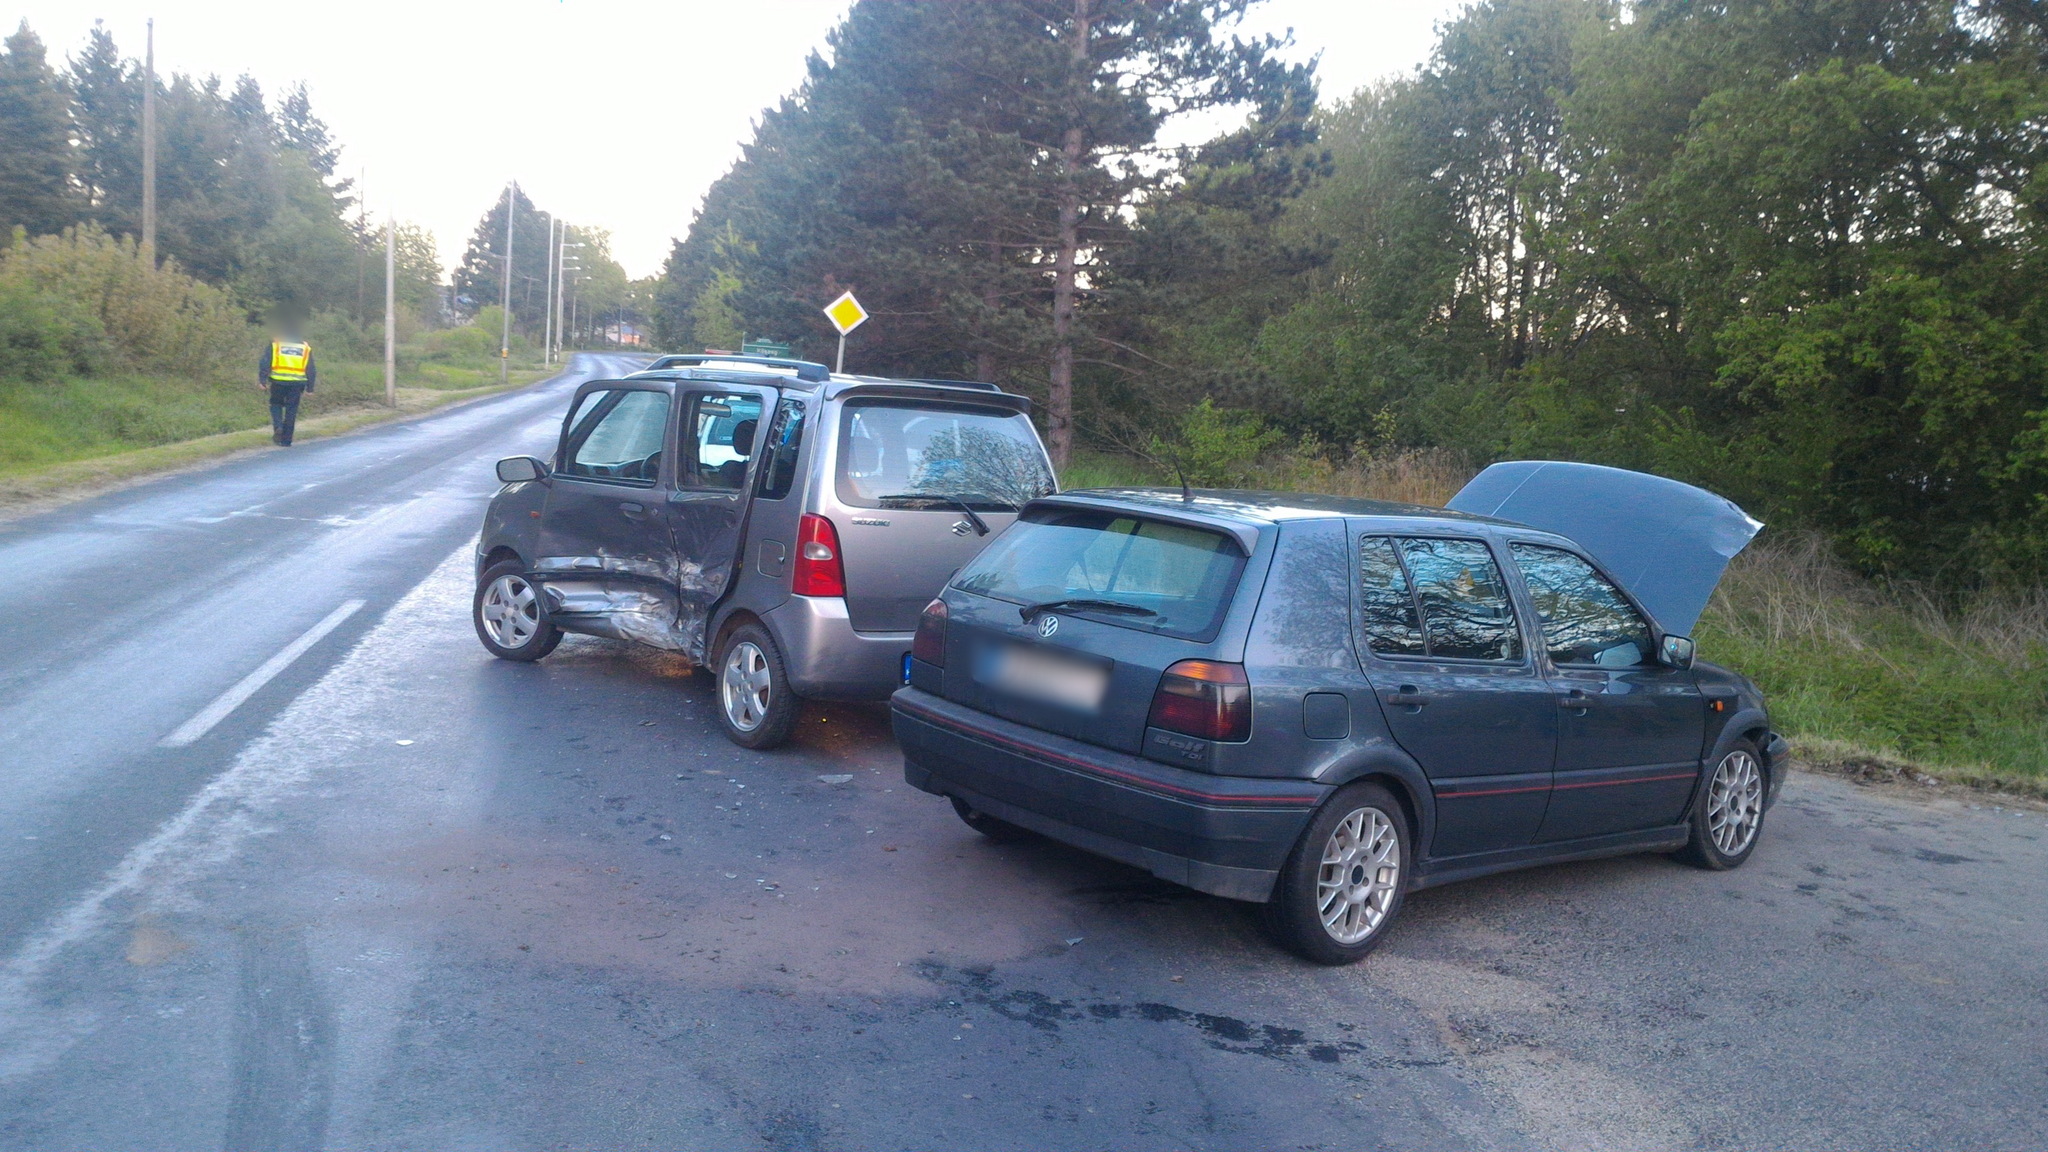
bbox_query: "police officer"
[258,334,316,446]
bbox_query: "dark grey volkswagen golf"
[891,463,1786,964]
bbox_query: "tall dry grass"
[1699,532,2048,790]
[1265,446,1473,508]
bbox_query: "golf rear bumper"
[891,688,1327,903]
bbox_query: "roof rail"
[645,353,831,383]
[907,378,1005,392]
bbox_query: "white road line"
[157,599,366,748]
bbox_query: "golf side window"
[1357,536,1426,656]
[1357,535,1521,662]
[1511,543,1654,668]
[562,389,669,484]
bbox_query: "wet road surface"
[1,359,2044,1150]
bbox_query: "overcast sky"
[9,0,1466,279]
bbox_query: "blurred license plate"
[979,643,1109,712]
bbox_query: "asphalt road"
[1,355,2044,1150]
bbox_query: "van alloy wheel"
[480,574,540,649]
[711,623,800,750]
[720,641,773,733]
[1316,806,1401,945]
[1706,748,1764,856]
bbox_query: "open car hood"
[1447,461,1762,636]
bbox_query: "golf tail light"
[792,513,846,597]
[912,598,948,666]
[1148,660,1252,743]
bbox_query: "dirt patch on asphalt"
[1792,755,2048,809]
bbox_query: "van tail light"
[1147,660,1252,742]
[912,598,948,666]
[792,513,846,597]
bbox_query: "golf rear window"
[954,509,1248,641]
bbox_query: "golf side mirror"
[496,455,549,484]
[1660,634,1696,670]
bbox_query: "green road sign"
[741,338,794,358]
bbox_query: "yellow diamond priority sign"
[824,291,869,336]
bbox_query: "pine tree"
[658,0,1312,463]
[277,83,339,178]
[67,21,138,226]
[0,21,80,238]
[453,185,555,328]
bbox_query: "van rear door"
[829,398,1055,633]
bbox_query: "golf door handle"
[619,501,651,519]
[1558,690,1599,709]
[1381,688,1431,708]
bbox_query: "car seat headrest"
[731,418,757,456]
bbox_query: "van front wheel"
[714,623,801,750]
[474,560,562,661]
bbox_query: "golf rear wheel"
[1264,781,1409,965]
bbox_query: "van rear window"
[837,401,1054,510]
[954,510,1247,640]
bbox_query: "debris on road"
[818,774,854,784]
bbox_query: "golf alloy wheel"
[1265,780,1409,965]
[1706,748,1764,856]
[1316,806,1402,945]
[721,641,773,733]
[481,573,541,649]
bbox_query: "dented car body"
[892,470,1783,964]
[474,355,1055,746]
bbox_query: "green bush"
[301,312,379,360]
[1150,399,1286,487]
[418,322,496,362]
[0,275,101,381]
[0,225,248,379]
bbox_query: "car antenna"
[1174,460,1194,503]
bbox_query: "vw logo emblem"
[1038,615,1060,638]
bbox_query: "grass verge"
[0,357,552,516]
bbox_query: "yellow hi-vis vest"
[269,340,311,383]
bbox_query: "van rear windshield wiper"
[1019,597,1158,622]
[876,492,991,536]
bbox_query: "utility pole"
[541,215,556,366]
[552,227,569,360]
[560,241,584,356]
[141,19,156,264]
[499,182,515,385]
[383,215,397,407]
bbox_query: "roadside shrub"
[0,275,102,381]
[0,225,248,378]
[301,311,378,360]
[418,322,496,362]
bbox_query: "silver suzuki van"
[474,355,1056,748]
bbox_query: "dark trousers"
[268,382,306,445]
